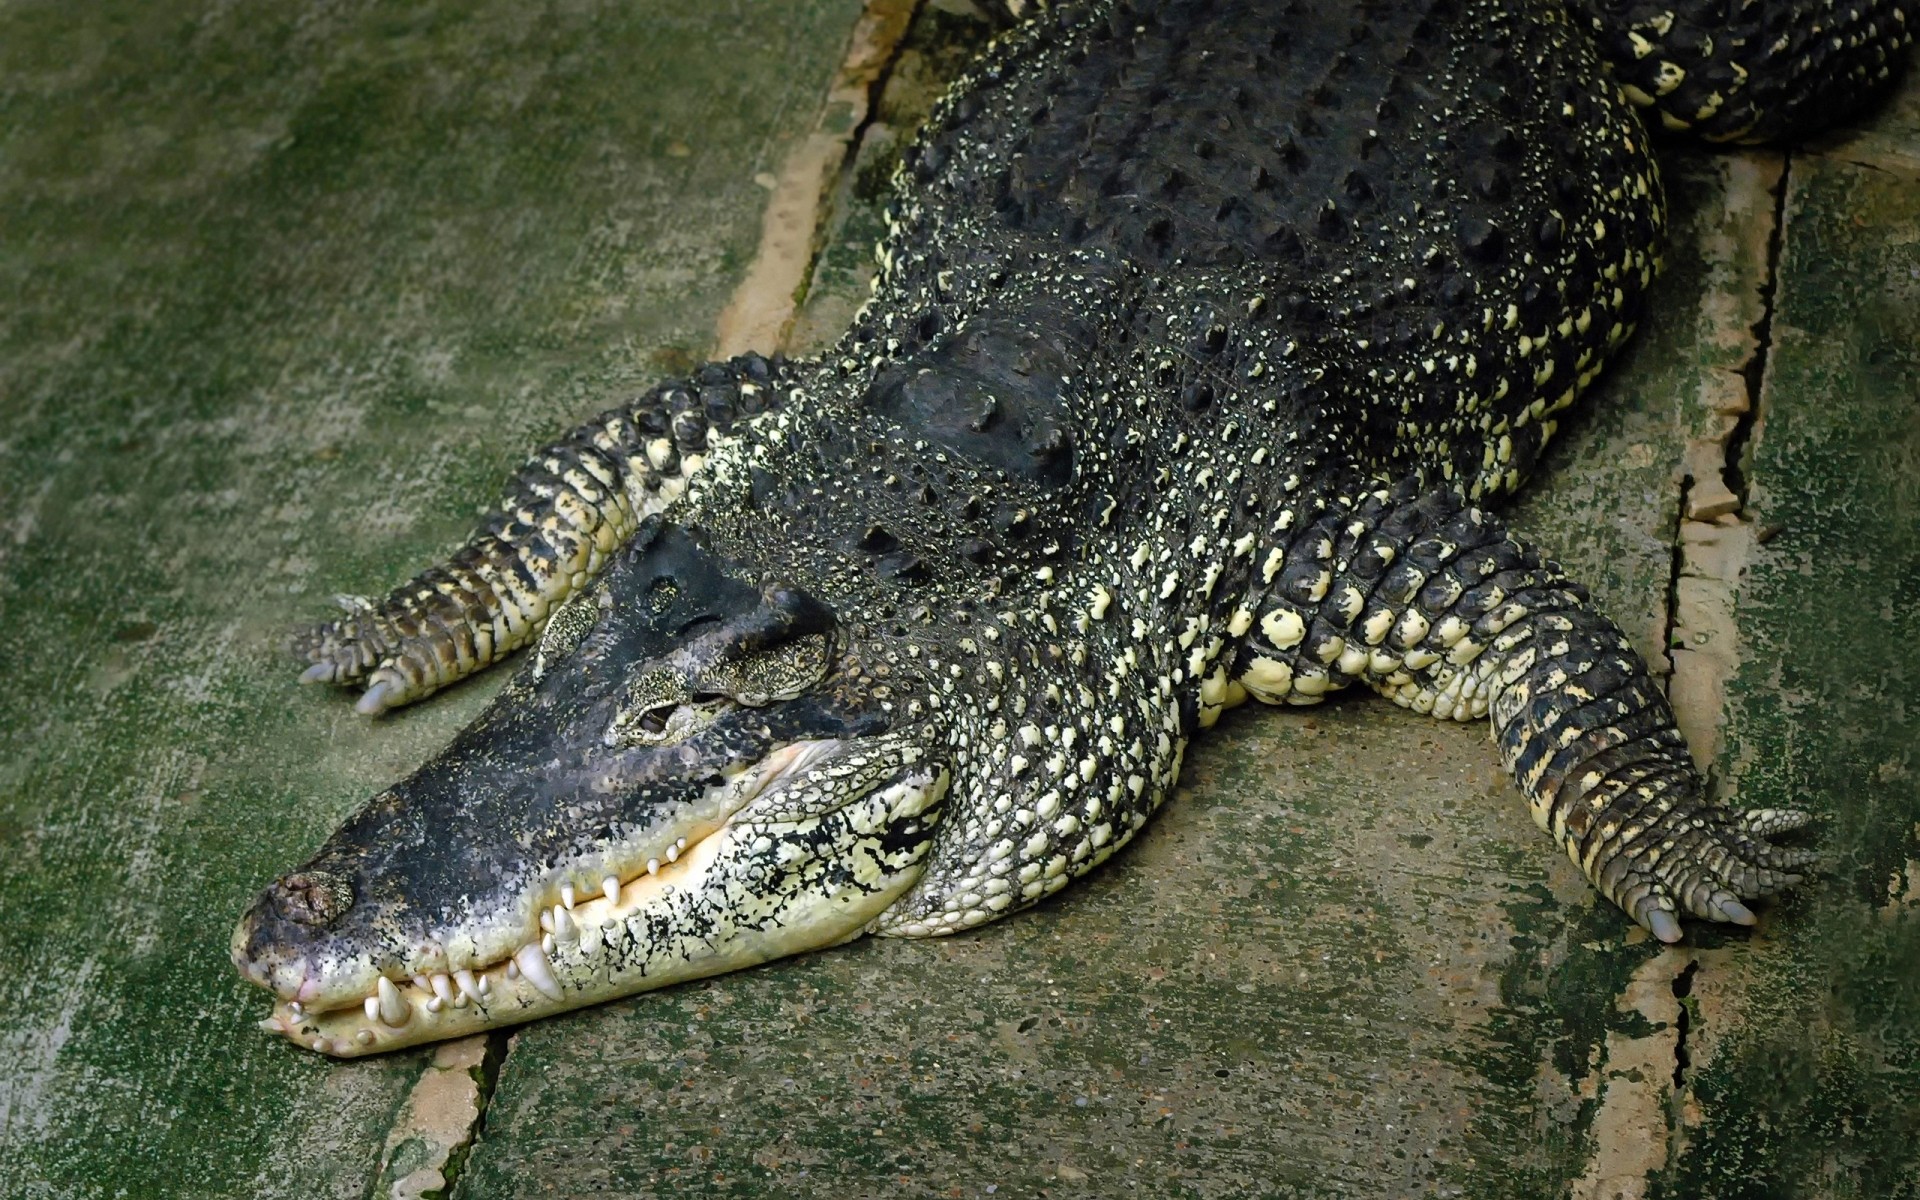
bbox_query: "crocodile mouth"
[241,733,848,1052]
[240,734,946,1056]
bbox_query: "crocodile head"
[231,520,948,1056]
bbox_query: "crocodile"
[232,0,1913,1056]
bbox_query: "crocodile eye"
[636,705,673,735]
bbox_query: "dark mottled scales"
[1574,0,1915,141]
[251,0,1911,1053]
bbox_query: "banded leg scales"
[1234,482,1814,938]
[293,353,786,713]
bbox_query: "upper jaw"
[232,734,853,1016]
[245,733,947,1057]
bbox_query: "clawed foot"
[1602,805,1818,943]
[289,595,412,716]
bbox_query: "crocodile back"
[861,0,1667,503]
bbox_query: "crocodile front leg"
[1233,481,1813,941]
[295,353,788,714]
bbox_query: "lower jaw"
[261,817,924,1057]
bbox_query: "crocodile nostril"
[271,870,355,927]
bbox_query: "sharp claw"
[300,662,335,684]
[355,680,396,716]
[1715,898,1757,925]
[1645,908,1683,944]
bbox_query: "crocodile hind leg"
[294,353,788,714]
[1232,480,1813,941]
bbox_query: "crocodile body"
[233,0,1912,1055]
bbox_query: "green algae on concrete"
[1652,122,1920,1200]
[0,1,860,1196]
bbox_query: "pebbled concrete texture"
[0,3,1914,1198]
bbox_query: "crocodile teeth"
[646,858,660,876]
[376,976,411,1027]
[430,973,455,1007]
[602,875,621,904]
[514,943,564,1001]
[561,884,577,910]
[552,906,577,941]
[666,843,680,864]
[454,969,481,1004]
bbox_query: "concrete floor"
[1,3,1916,1197]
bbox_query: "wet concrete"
[1,3,1915,1198]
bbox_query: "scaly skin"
[240,0,1907,1055]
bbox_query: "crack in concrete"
[1668,959,1701,1092]
[1584,150,1791,1200]
[714,0,923,358]
[1572,948,1696,1200]
[364,1033,505,1200]
[1664,153,1786,774]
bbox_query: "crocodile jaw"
[253,756,946,1057]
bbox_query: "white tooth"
[288,1000,305,1020]
[561,884,576,910]
[603,875,622,904]
[412,975,430,993]
[540,910,554,934]
[454,969,480,1004]
[514,943,564,1001]
[666,844,680,864]
[647,858,660,875]
[311,1038,329,1053]
[431,973,455,1007]
[355,1029,376,1046]
[676,837,687,851]
[542,933,556,957]
[505,959,520,981]
[364,996,380,1023]
[377,976,411,1027]
[552,906,577,940]
[426,996,444,1013]
[477,974,492,996]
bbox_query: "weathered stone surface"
[1,4,1913,1198]
[1652,119,1920,1200]
[0,2,860,1196]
